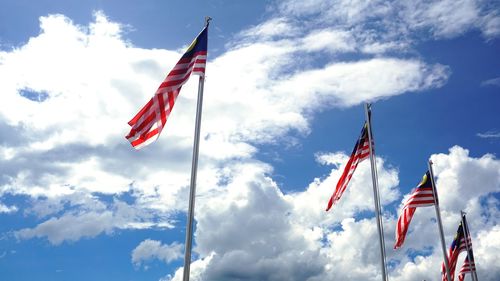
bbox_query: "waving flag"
[441,216,473,281]
[326,123,370,211]
[458,251,476,281]
[394,171,436,249]
[126,26,208,149]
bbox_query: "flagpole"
[182,16,211,281]
[364,103,389,281]
[460,211,478,281]
[428,160,452,281]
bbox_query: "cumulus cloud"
[164,152,400,281]
[0,8,448,212]
[131,239,183,267]
[389,147,500,281]
[0,5,498,281]
[430,146,500,215]
[167,161,328,281]
[162,146,500,281]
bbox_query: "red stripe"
[193,67,206,73]
[129,110,157,136]
[168,54,206,76]
[394,206,416,249]
[167,59,197,76]
[160,69,195,88]
[167,90,176,115]
[126,112,156,139]
[131,127,160,147]
[407,193,435,200]
[157,93,167,128]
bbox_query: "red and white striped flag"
[441,215,474,281]
[394,171,436,249]
[126,26,208,149]
[326,123,370,211]
[458,254,476,281]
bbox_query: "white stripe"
[411,189,434,195]
[406,202,434,208]
[170,55,205,70]
[408,196,435,202]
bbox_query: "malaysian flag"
[326,123,370,211]
[442,215,473,281]
[126,25,208,149]
[394,171,436,249]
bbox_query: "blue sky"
[0,1,499,281]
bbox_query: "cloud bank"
[0,0,499,280]
[1,8,448,243]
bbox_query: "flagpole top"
[429,159,433,165]
[204,16,212,27]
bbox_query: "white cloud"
[480,10,500,38]
[388,146,500,281]
[167,161,328,281]
[0,8,450,208]
[474,225,500,280]
[272,58,449,108]
[402,0,480,38]
[16,211,116,245]
[277,0,500,40]
[237,17,300,41]
[164,253,214,281]
[161,145,500,281]
[164,152,400,281]
[477,130,500,138]
[300,29,356,53]
[0,8,498,281]
[430,146,500,215]
[0,203,17,214]
[15,197,174,245]
[481,76,500,87]
[131,239,183,267]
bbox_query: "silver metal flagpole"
[364,103,389,281]
[428,160,452,281]
[182,16,211,281]
[460,211,479,281]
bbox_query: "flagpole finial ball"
[205,16,212,26]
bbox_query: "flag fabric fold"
[126,26,208,149]
[394,171,436,249]
[458,251,476,281]
[326,123,370,211]
[441,215,473,281]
